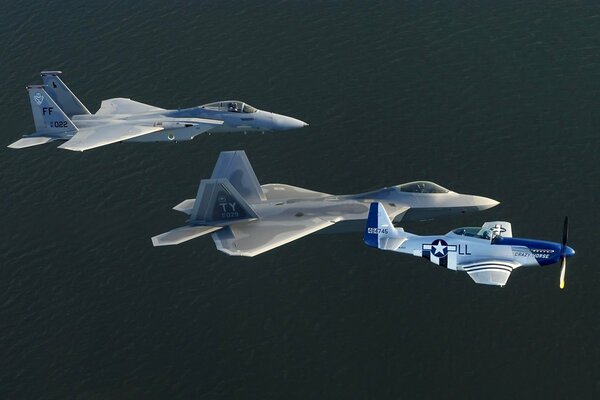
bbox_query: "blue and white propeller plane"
[364,202,575,288]
[8,71,308,151]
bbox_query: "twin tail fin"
[152,177,259,247]
[41,71,90,117]
[8,85,78,149]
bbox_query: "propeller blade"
[559,256,566,289]
[562,216,569,247]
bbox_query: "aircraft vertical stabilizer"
[8,86,78,149]
[26,86,78,134]
[190,178,259,225]
[152,178,259,247]
[41,71,90,117]
[210,150,266,203]
[364,202,408,250]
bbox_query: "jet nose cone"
[564,246,576,258]
[272,113,309,130]
[474,196,500,211]
[292,118,308,128]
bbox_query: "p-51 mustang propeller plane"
[151,150,499,257]
[364,202,575,287]
[8,71,308,152]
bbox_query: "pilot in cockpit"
[228,102,238,112]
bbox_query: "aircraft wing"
[461,260,519,286]
[261,184,331,200]
[211,216,336,257]
[58,124,164,152]
[95,98,166,115]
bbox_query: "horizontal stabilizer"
[8,136,56,149]
[379,236,408,251]
[58,124,163,152]
[173,199,195,215]
[95,98,165,115]
[152,225,222,246]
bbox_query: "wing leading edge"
[95,98,166,115]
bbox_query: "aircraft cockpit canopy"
[451,227,492,240]
[396,181,449,194]
[200,101,257,113]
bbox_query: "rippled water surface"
[1,1,599,398]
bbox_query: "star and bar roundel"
[422,239,457,268]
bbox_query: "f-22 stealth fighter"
[8,71,308,152]
[152,151,499,257]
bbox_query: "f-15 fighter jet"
[364,202,575,287]
[8,71,308,151]
[152,151,499,257]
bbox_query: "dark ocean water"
[1,1,599,398]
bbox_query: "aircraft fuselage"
[60,105,307,143]
[181,183,499,234]
[396,233,572,272]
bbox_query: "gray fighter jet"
[8,71,308,151]
[152,151,499,257]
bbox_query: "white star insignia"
[432,240,446,256]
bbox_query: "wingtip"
[151,234,174,247]
[40,70,63,75]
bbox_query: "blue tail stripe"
[364,203,380,248]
